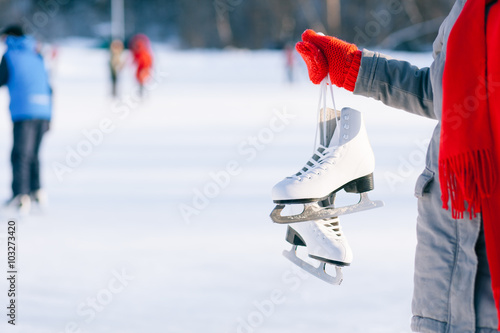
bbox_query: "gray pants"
[411,168,498,333]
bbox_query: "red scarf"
[440,0,500,326]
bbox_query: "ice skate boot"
[283,215,351,284]
[30,189,48,213]
[4,194,31,216]
[271,107,383,224]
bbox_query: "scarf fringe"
[439,149,496,219]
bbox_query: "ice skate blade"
[283,245,343,285]
[271,192,384,224]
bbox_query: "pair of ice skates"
[4,190,47,216]
[270,79,383,284]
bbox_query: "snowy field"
[0,43,437,333]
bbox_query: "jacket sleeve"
[0,55,8,87]
[353,49,436,120]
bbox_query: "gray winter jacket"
[353,0,498,332]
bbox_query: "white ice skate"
[271,77,383,284]
[283,215,351,285]
[270,103,383,224]
[30,189,48,213]
[4,194,31,216]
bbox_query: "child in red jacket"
[129,34,153,97]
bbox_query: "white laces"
[292,144,344,180]
[292,75,343,181]
[320,218,344,238]
[313,76,338,148]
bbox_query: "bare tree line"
[0,0,455,50]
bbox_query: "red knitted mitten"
[295,41,328,84]
[298,29,362,91]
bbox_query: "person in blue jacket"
[0,25,52,213]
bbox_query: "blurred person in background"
[284,42,295,84]
[0,24,52,214]
[109,39,125,98]
[295,0,500,332]
[129,33,153,97]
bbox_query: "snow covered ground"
[0,44,437,333]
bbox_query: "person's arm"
[352,6,453,121]
[296,29,438,120]
[0,55,8,87]
[353,50,435,119]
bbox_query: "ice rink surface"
[0,44,437,333]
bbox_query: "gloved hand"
[295,29,362,91]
